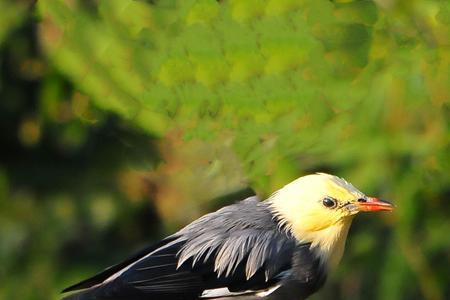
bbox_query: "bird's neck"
[267,196,354,270]
[272,207,353,270]
[302,218,353,270]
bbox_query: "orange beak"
[357,197,394,212]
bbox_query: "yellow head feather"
[269,173,366,269]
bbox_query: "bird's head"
[269,173,393,267]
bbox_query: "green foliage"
[37,0,449,189]
[1,0,449,299]
[0,1,29,45]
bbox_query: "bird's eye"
[322,197,337,208]
[357,198,367,203]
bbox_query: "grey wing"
[62,197,297,300]
[176,197,295,282]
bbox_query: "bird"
[62,173,393,300]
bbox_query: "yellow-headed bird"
[62,173,393,300]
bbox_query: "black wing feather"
[62,197,301,299]
[62,236,179,293]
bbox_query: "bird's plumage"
[62,173,393,300]
[63,198,326,300]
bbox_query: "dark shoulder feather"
[172,197,296,290]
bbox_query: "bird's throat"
[294,218,353,271]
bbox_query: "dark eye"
[357,198,367,203]
[322,197,337,208]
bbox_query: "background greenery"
[1,0,449,299]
